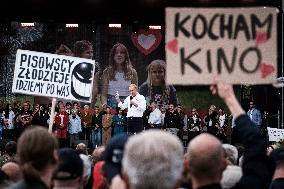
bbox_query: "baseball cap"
[270,147,284,162]
[104,133,130,183]
[53,148,83,180]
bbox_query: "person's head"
[191,108,197,116]
[176,104,182,112]
[222,144,238,165]
[22,102,29,111]
[104,133,129,183]
[84,104,89,112]
[55,44,73,56]
[73,102,79,109]
[105,106,111,114]
[17,127,59,183]
[107,43,134,81]
[109,43,131,69]
[209,105,216,114]
[218,107,224,115]
[129,84,138,97]
[249,100,255,109]
[150,102,157,111]
[76,143,88,155]
[33,104,40,111]
[116,107,123,115]
[5,141,17,156]
[1,162,22,183]
[65,102,72,109]
[73,40,93,59]
[59,104,65,113]
[168,103,174,111]
[122,130,184,189]
[146,59,166,86]
[221,165,243,189]
[57,101,64,107]
[94,106,100,114]
[160,106,166,114]
[53,148,84,188]
[92,146,105,165]
[185,133,227,188]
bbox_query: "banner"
[166,7,277,85]
[267,127,284,142]
[12,49,95,102]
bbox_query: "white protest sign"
[12,49,95,102]
[267,127,284,142]
[166,7,277,85]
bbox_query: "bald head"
[186,134,226,183]
[1,162,22,182]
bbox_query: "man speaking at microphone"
[115,84,146,135]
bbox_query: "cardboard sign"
[267,127,284,142]
[166,7,277,85]
[12,50,95,102]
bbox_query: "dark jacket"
[6,180,49,189]
[197,115,273,189]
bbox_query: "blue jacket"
[247,108,262,126]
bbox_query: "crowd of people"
[0,78,282,189]
[0,88,233,151]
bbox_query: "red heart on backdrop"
[260,63,275,79]
[131,29,162,55]
[167,39,178,54]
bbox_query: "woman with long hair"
[101,43,138,109]
[139,59,178,108]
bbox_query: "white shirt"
[148,108,162,124]
[219,114,226,128]
[118,93,146,117]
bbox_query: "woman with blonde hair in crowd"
[139,59,178,108]
[101,42,138,109]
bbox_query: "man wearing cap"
[104,133,129,184]
[53,148,84,189]
[115,84,146,134]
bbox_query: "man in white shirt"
[116,84,146,134]
[148,102,162,129]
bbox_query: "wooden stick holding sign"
[48,98,57,133]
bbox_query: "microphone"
[130,96,133,108]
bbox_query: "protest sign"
[166,7,277,85]
[267,127,284,142]
[12,49,95,102]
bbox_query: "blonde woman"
[139,59,177,108]
[101,43,138,109]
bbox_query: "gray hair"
[122,130,184,189]
[222,144,238,165]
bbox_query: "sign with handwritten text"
[12,50,95,102]
[267,127,284,142]
[166,7,277,85]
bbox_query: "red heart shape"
[167,39,178,54]
[256,32,268,46]
[131,29,162,55]
[260,63,275,79]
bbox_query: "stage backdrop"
[0,21,244,113]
